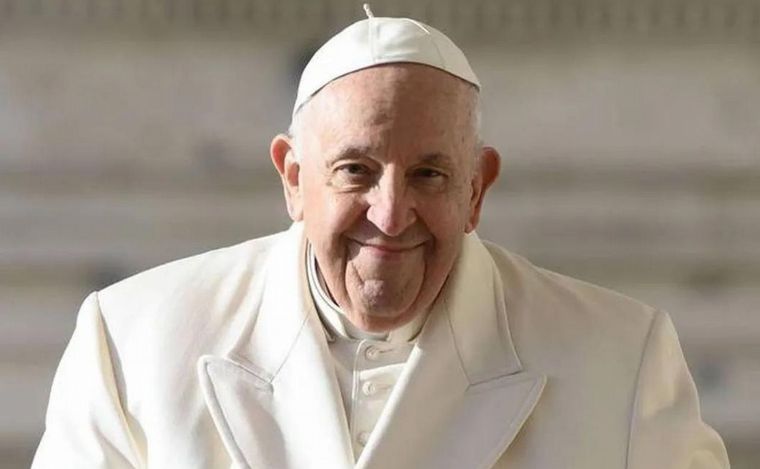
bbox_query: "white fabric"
[326,338,412,461]
[293,14,480,116]
[33,223,729,469]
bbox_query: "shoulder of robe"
[95,230,286,342]
[480,239,659,363]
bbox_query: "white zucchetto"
[292,3,480,117]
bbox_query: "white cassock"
[32,222,729,468]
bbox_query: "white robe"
[32,223,729,468]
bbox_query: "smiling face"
[271,63,499,332]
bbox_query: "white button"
[365,345,381,361]
[362,380,377,396]
[357,431,370,446]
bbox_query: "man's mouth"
[349,239,426,256]
[361,243,418,252]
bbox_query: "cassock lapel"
[196,224,545,469]
[197,223,354,469]
[356,232,547,469]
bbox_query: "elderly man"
[34,8,728,469]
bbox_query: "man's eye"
[414,168,445,178]
[337,163,370,175]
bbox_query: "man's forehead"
[305,120,474,173]
[293,64,478,162]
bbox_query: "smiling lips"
[350,240,425,258]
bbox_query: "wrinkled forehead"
[298,63,478,138]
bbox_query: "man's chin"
[347,307,419,333]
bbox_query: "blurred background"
[1,0,758,467]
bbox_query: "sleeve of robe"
[31,292,142,469]
[627,310,730,469]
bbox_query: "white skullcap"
[292,4,480,117]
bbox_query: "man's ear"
[270,134,304,221]
[465,146,501,233]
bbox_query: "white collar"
[306,243,427,344]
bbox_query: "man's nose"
[365,175,417,237]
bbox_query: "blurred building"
[1,1,759,467]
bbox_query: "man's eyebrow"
[419,152,454,167]
[324,144,374,167]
